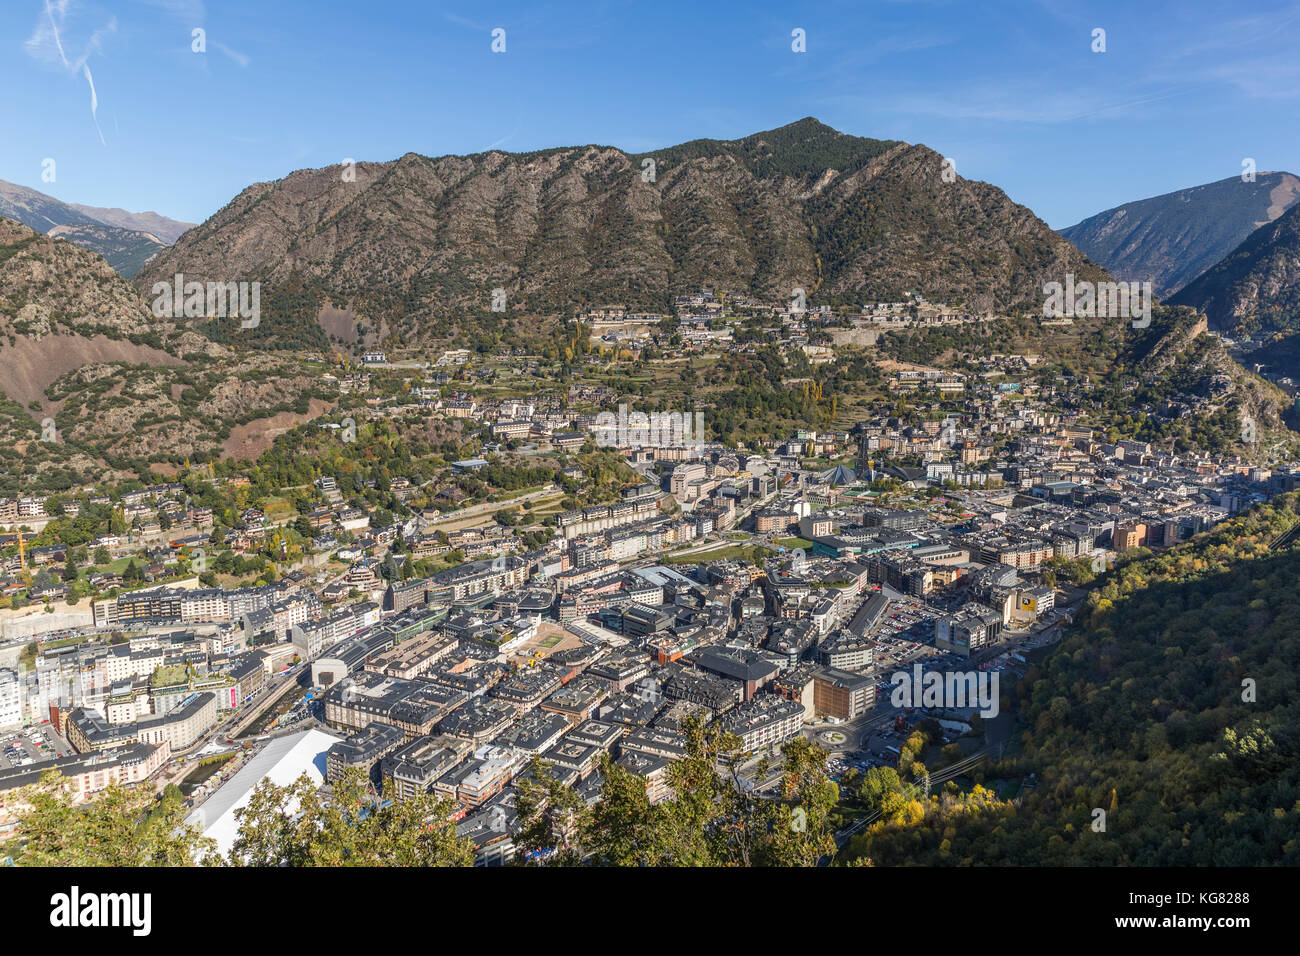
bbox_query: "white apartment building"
[0,669,22,729]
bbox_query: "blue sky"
[3,0,1300,229]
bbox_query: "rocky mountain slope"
[1081,306,1297,460]
[138,118,1108,348]
[46,222,166,280]
[1170,201,1300,343]
[0,179,191,278]
[1060,172,1300,297]
[1133,307,1291,428]
[66,203,193,244]
[0,217,327,495]
[0,218,200,351]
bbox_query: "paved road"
[225,671,306,738]
[615,489,781,569]
[153,666,306,792]
[436,486,558,524]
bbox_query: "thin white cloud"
[132,0,250,71]
[864,81,1192,126]
[131,0,207,17]
[33,0,69,65]
[26,0,116,145]
[131,0,248,67]
[444,13,490,32]
[1166,8,1300,58]
[83,63,105,145]
[1144,8,1300,101]
[213,41,249,67]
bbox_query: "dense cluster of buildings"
[6,303,1300,860]
[0,631,279,825]
[580,288,1001,359]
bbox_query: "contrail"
[38,0,113,145]
[83,63,106,146]
[44,0,71,68]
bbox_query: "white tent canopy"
[185,728,341,859]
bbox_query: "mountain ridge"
[1170,200,1300,345]
[65,203,194,244]
[137,118,1111,348]
[0,178,192,278]
[1060,172,1300,298]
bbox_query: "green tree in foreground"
[514,756,593,865]
[1,771,216,866]
[517,717,838,866]
[4,729,837,868]
[229,768,474,866]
